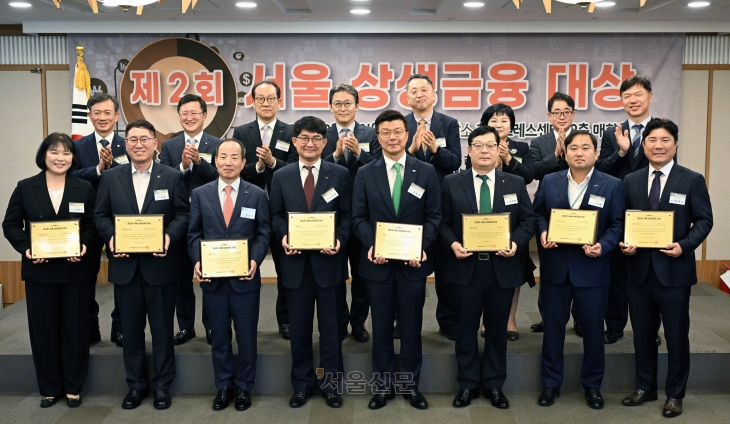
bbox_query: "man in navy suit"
[321,83,380,344]
[187,138,270,412]
[534,130,625,409]
[440,126,535,409]
[159,94,222,346]
[71,93,127,346]
[269,116,351,409]
[619,119,712,418]
[93,120,189,410]
[232,80,298,340]
[353,110,441,410]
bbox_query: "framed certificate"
[200,239,249,278]
[624,210,674,248]
[547,209,599,245]
[287,212,336,250]
[462,213,511,252]
[114,214,165,253]
[373,222,423,261]
[29,219,81,259]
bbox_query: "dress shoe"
[393,323,401,339]
[122,388,149,409]
[154,389,171,410]
[289,391,311,408]
[279,324,291,340]
[604,329,624,344]
[40,396,58,408]
[487,389,509,409]
[111,331,123,347]
[89,330,102,345]
[403,389,428,409]
[507,331,519,341]
[622,389,658,406]
[173,328,196,346]
[452,388,479,407]
[352,324,370,343]
[206,329,213,345]
[322,392,343,408]
[439,326,457,341]
[212,387,234,411]
[537,387,560,406]
[66,395,82,408]
[585,388,604,409]
[663,398,683,418]
[531,321,545,333]
[235,388,252,411]
[574,322,583,337]
[657,336,662,346]
[368,390,395,409]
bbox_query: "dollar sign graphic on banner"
[331,38,358,73]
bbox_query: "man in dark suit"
[353,110,441,410]
[404,73,461,341]
[232,79,298,340]
[187,139,270,412]
[159,94,222,346]
[440,126,535,409]
[269,116,351,409]
[321,83,380,344]
[533,130,625,409]
[71,93,127,346]
[620,118,712,418]
[94,120,189,410]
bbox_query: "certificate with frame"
[462,213,511,252]
[624,210,674,248]
[547,209,599,245]
[200,239,249,278]
[30,219,81,259]
[114,214,164,253]
[287,212,337,250]
[373,222,423,261]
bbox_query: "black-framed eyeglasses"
[549,111,575,118]
[254,96,279,104]
[297,137,324,145]
[126,137,154,145]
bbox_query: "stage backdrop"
[68,33,684,167]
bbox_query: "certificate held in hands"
[114,215,164,253]
[200,239,249,278]
[462,213,511,252]
[547,209,599,245]
[30,219,81,259]
[374,222,423,261]
[624,211,674,248]
[287,212,336,250]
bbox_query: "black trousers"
[452,258,515,390]
[434,242,456,331]
[115,265,176,391]
[536,244,578,323]
[26,278,93,397]
[627,263,691,399]
[175,246,208,332]
[89,250,122,336]
[271,240,288,326]
[337,236,369,332]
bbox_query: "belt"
[477,252,490,261]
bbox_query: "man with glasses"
[233,80,298,340]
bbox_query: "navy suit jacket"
[439,169,535,288]
[232,119,298,192]
[466,138,534,184]
[405,111,461,182]
[187,179,270,293]
[93,163,189,285]
[534,169,625,287]
[269,160,351,289]
[321,122,381,175]
[352,154,442,282]
[623,164,713,288]
[596,120,653,180]
[159,131,222,199]
[71,132,127,192]
[530,131,569,182]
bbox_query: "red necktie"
[303,165,314,211]
[223,186,233,227]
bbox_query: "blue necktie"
[632,124,643,158]
[649,170,662,210]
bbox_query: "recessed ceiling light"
[688,1,710,6]
[595,1,615,6]
[350,8,371,14]
[236,2,257,7]
[9,2,32,7]
[464,2,485,6]
[101,0,157,6]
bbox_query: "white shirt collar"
[94,132,114,143]
[553,128,571,142]
[336,122,356,134]
[299,159,322,171]
[218,177,241,193]
[383,153,407,171]
[650,160,674,177]
[185,131,203,144]
[629,115,652,130]
[413,112,433,126]
[132,161,153,175]
[472,167,496,182]
[258,118,277,131]
[568,166,594,186]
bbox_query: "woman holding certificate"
[2,133,98,408]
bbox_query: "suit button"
[224,234,229,238]
[39,215,43,218]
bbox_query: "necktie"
[223,185,233,227]
[632,124,643,158]
[262,125,271,147]
[478,175,491,214]
[419,119,428,157]
[303,165,315,211]
[100,138,109,149]
[649,170,662,211]
[340,128,351,162]
[188,138,196,146]
[392,163,403,215]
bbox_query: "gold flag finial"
[75,46,91,99]
[76,45,85,57]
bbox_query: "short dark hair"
[251,79,281,99]
[36,132,79,172]
[642,118,679,143]
[479,104,516,131]
[468,126,500,146]
[374,110,408,133]
[405,73,434,90]
[125,119,156,138]
[214,138,246,158]
[293,116,328,138]
[87,93,119,112]
[564,129,597,150]
[547,92,575,111]
[620,75,652,96]
[329,83,359,106]
[177,93,207,114]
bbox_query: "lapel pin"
[325,176,329,179]
[244,191,248,194]
[157,175,160,178]
[412,169,416,172]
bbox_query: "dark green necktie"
[478,175,491,214]
[392,163,402,214]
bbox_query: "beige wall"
[706,70,730,260]
[46,70,71,136]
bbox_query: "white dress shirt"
[553,128,571,144]
[180,131,203,173]
[299,159,321,187]
[217,177,240,210]
[382,154,407,196]
[414,113,432,131]
[472,168,496,212]
[336,122,359,161]
[132,161,153,212]
[94,132,114,176]
[648,160,674,198]
[618,116,652,157]
[256,118,279,173]
[567,167,594,209]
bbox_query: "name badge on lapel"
[435,138,447,148]
[408,183,425,199]
[199,153,212,163]
[322,188,339,203]
[154,190,169,201]
[69,202,84,213]
[240,207,256,219]
[113,155,129,165]
[588,194,605,208]
[669,192,686,205]
[275,140,290,152]
[359,143,370,152]
[503,194,518,205]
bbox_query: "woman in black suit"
[2,133,99,408]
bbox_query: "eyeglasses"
[91,110,115,117]
[179,111,204,118]
[549,111,575,118]
[378,129,406,138]
[254,96,279,104]
[332,101,355,109]
[297,137,324,145]
[470,143,498,152]
[125,137,154,145]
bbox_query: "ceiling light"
[350,8,371,14]
[595,1,615,6]
[9,2,32,7]
[687,1,710,6]
[101,0,157,6]
[236,2,257,7]
[464,2,485,6]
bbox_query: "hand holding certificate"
[113,215,165,254]
[547,209,599,245]
[287,212,337,251]
[200,239,250,279]
[462,213,511,252]
[30,220,81,259]
[373,222,423,262]
[624,211,674,248]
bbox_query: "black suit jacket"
[623,164,713,287]
[3,172,99,283]
[530,131,569,181]
[405,111,461,182]
[232,119,298,192]
[269,160,351,289]
[93,163,190,285]
[158,131,222,199]
[71,132,127,192]
[321,122,381,175]
[597,120,653,180]
[466,138,534,184]
[439,169,535,288]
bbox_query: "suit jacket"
[2,172,99,283]
[269,160,351,289]
[321,122,381,177]
[623,164,713,287]
[530,131,569,181]
[439,169,535,288]
[158,131,222,199]
[93,162,190,285]
[533,169,625,287]
[597,120,654,180]
[71,132,127,192]
[466,138,534,184]
[187,178,270,293]
[405,111,461,182]
[352,154,442,282]
[232,119,298,192]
